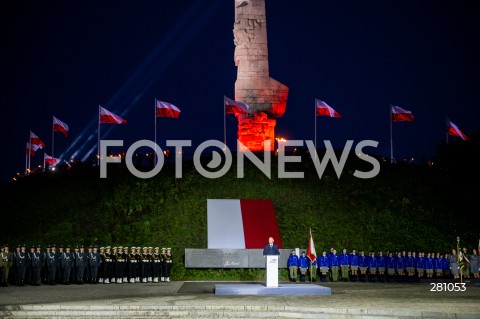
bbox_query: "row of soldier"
[287,247,480,282]
[0,244,173,286]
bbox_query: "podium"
[266,255,279,287]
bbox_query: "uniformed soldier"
[25,245,35,285]
[62,246,74,284]
[75,246,86,284]
[287,249,298,282]
[147,247,153,282]
[15,244,27,286]
[122,247,129,283]
[127,247,137,283]
[163,248,173,282]
[102,246,113,284]
[111,247,117,283]
[31,245,43,286]
[98,247,105,283]
[141,247,150,283]
[160,248,167,282]
[89,246,100,284]
[85,246,93,283]
[45,244,57,285]
[135,247,142,282]
[152,247,161,283]
[115,246,125,283]
[1,244,13,286]
[339,248,349,282]
[56,245,64,284]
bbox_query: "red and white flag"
[53,116,69,137]
[447,118,469,141]
[99,106,127,124]
[391,105,414,122]
[30,131,46,148]
[26,142,40,156]
[224,96,249,115]
[315,99,341,118]
[156,100,181,118]
[44,153,59,166]
[307,229,317,263]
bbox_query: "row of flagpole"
[24,96,471,175]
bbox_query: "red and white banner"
[156,100,181,118]
[207,199,282,249]
[44,153,59,165]
[99,106,127,124]
[26,142,40,156]
[30,131,46,148]
[315,99,341,118]
[391,105,414,122]
[447,118,469,141]
[224,96,249,115]
[53,116,69,137]
[307,229,317,263]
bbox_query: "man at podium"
[263,237,280,257]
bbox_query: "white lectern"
[266,255,279,287]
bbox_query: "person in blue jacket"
[358,250,367,282]
[416,251,425,281]
[329,249,340,282]
[425,252,434,279]
[395,251,405,282]
[319,251,329,282]
[287,250,299,282]
[405,251,415,282]
[339,248,350,282]
[386,252,396,283]
[433,252,443,278]
[377,251,386,282]
[297,251,309,282]
[349,249,359,282]
[368,251,378,282]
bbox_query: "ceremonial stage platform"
[215,283,332,295]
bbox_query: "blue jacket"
[369,256,378,269]
[416,256,425,269]
[319,255,329,267]
[376,255,386,267]
[396,256,404,269]
[339,253,349,266]
[329,254,340,267]
[349,254,359,266]
[287,254,299,267]
[386,256,395,269]
[405,256,415,268]
[425,257,434,270]
[358,255,367,267]
[298,255,309,268]
[311,258,318,266]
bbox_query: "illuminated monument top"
[233,0,289,151]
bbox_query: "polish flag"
[53,116,69,137]
[224,96,249,115]
[447,118,469,141]
[156,100,181,118]
[391,105,414,122]
[99,106,127,124]
[307,229,317,263]
[207,199,282,249]
[26,142,40,156]
[44,153,59,165]
[315,99,341,118]
[30,131,46,148]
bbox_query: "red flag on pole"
[30,131,46,148]
[26,142,40,156]
[307,229,317,263]
[44,153,59,165]
[391,105,414,122]
[315,99,341,118]
[447,118,469,141]
[156,100,181,118]
[99,106,127,124]
[53,116,69,137]
[224,96,249,115]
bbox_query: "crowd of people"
[287,247,480,283]
[0,244,173,287]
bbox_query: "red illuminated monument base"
[236,112,276,152]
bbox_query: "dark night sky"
[1,0,479,183]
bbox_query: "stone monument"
[233,0,289,151]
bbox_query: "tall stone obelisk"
[233,0,289,151]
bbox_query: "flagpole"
[52,116,55,161]
[43,153,46,170]
[25,142,28,175]
[224,98,227,151]
[446,116,449,144]
[28,131,31,174]
[154,98,157,166]
[390,105,394,164]
[314,100,317,159]
[98,105,101,166]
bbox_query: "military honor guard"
[111,247,117,283]
[98,247,105,283]
[31,245,43,286]
[102,246,113,284]
[89,246,101,284]
[25,245,35,285]
[147,247,154,282]
[61,246,73,284]
[163,248,173,282]
[122,247,130,283]
[152,247,161,283]
[15,244,28,286]
[1,244,13,286]
[141,247,150,283]
[127,247,137,283]
[135,247,142,282]
[75,246,86,284]
[287,249,298,282]
[115,246,126,283]
[56,245,64,284]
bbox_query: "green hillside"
[1,150,478,280]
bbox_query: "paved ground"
[1,281,479,316]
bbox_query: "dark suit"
[263,244,280,256]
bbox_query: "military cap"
[75,245,79,249]
[162,247,166,250]
[21,243,26,247]
[88,245,93,248]
[80,245,84,248]
[113,246,117,250]
[51,244,56,248]
[58,244,63,248]
[65,245,70,249]
[148,246,153,249]
[106,246,111,249]
[124,246,129,248]
[142,247,147,250]
[118,246,123,249]
[167,247,171,250]
[154,247,159,250]
[100,246,105,250]
[30,245,35,249]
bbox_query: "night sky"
[1,0,479,183]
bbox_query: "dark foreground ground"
[1,280,479,317]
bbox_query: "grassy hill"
[1,150,478,280]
